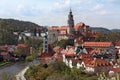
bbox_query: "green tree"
[0,72,16,80]
[25,56,33,62]
[95,34,106,42]
[107,32,120,44]
[52,39,74,48]
[25,38,43,49]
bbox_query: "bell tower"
[67,9,74,34]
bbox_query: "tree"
[107,32,120,44]
[52,39,74,48]
[95,34,106,42]
[0,30,18,45]
[0,72,16,80]
[25,38,43,49]
[25,56,33,62]
[25,61,98,80]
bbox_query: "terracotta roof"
[80,54,93,59]
[111,68,120,73]
[48,26,59,30]
[83,58,111,67]
[85,48,93,53]
[74,22,85,30]
[0,52,9,56]
[48,26,68,30]
[40,52,54,58]
[83,42,112,47]
[116,41,120,46]
[17,44,28,48]
[90,49,101,54]
[60,26,68,30]
[65,53,77,57]
[0,45,9,51]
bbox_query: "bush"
[25,56,33,62]
[25,61,98,80]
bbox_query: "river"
[0,60,39,80]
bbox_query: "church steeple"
[67,9,74,34]
[68,9,74,27]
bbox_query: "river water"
[0,60,39,80]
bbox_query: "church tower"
[67,9,74,34]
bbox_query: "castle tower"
[43,33,48,53]
[67,9,74,34]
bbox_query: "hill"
[91,27,111,33]
[111,29,120,33]
[0,18,47,32]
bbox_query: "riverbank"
[0,62,11,67]
[0,60,40,80]
[16,66,29,80]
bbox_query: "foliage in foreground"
[0,72,16,80]
[25,61,97,80]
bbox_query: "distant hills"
[91,27,120,33]
[111,29,120,33]
[0,18,47,32]
[0,18,119,33]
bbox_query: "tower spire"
[70,8,72,13]
[67,8,74,34]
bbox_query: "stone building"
[48,9,92,44]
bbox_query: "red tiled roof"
[80,54,93,59]
[74,22,85,30]
[116,41,120,46]
[83,42,112,47]
[0,52,9,56]
[111,68,120,73]
[60,26,68,30]
[48,26,59,30]
[48,26,68,30]
[40,52,54,58]
[0,45,9,51]
[17,44,28,48]
[90,49,101,54]
[65,54,77,57]
[83,58,111,67]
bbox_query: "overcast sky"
[0,0,120,29]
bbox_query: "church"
[48,9,92,44]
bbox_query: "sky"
[0,0,120,29]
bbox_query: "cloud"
[0,0,120,29]
[108,0,120,4]
[54,0,70,9]
[92,4,103,11]
[16,4,25,13]
[98,10,108,15]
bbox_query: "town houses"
[39,9,120,76]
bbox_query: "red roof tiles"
[83,42,112,47]
[74,22,85,30]
[116,41,120,46]
[111,68,120,73]
[83,58,111,67]
[17,44,28,48]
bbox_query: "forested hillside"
[0,18,47,32]
[0,18,47,45]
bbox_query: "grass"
[0,62,11,67]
